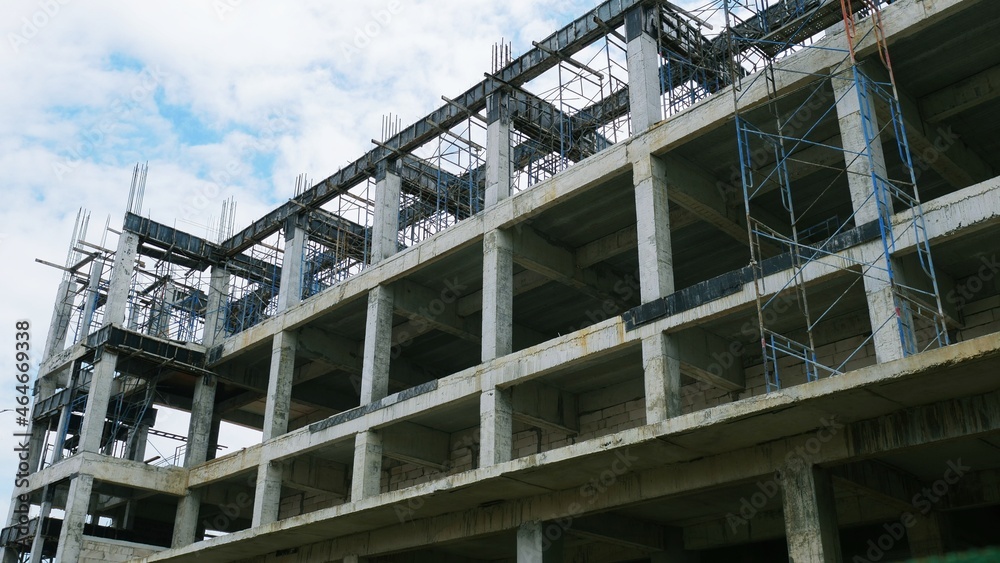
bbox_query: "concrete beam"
[283,457,348,497]
[570,514,665,551]
[675,328,746,392]
[511,379,579,434]
[831,460,928,513]
[920,62,1000,124]
[865,62,993,189]
[394,279,479,342]
[382,422,451,471]
[457,270,549,318]
[512,225,630,309]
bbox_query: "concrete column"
[482,229,514,361]
[342,556,369,563]
[263,331,297,441]
[104,231,139,327]
[277,221,307,312]
[907,513,947,557]
[633,152,674,302]
[652,527,700,562]
[372,162,402,264]
[207,417,221,462]
[26,377,57,472]
[54,474,94,562]
[44,275,75,357]
[516,521,563,563]
[486,91,512,208]
[633,151,681,423]
[780,463,841,562]
[78,257,104,342]
[185,375,217,466]
[252,460,283,527]
[479,386,513,466]
[172,489,203,547]
[360,285,394,404]
[626,4,662,132]
[833,68,907,363]
[643,332,682,424]
[203,267,231,346]
[78,351,119,454]
[351,431,383,502]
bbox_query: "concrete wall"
[80,538,164,562]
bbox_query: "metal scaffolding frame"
[724,0,949,392]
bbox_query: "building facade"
[4,0,1000,561]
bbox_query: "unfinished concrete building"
[5,0,1000,560]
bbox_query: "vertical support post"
[77,258,104,343]
[780,463,841,562]
[343,556,369,563]
[43,275,75,357]
[262,330,297,442]
[174,373,215,547]
[516,520,563,563]
[482,229,514,362]
[277,220,307,312]
[203,267,231,347]
[251,460,283,527]
[833,69,907,363]
[907,513,947,557]
[78,351,118,454]
[372,161,402,264]
[479,386,512,466]
[633,149,680,423]
[351,431,383,502]
[486,91,512,207]
[643,333,681,423]
[54,474,94,563]
[185,375,217,466]
[104,231,139,328]
[360,286,394,404]
[626,4,663,132]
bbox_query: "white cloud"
[0,0,610,531]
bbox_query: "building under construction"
[5,0,1000,560]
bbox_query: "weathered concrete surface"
[139,332,1000,561]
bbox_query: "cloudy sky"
[0,0,637,527]
[0,0,716,528]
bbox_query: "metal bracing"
[221,230,285,336]
[302,179,375,300]
[725,0,949,392]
